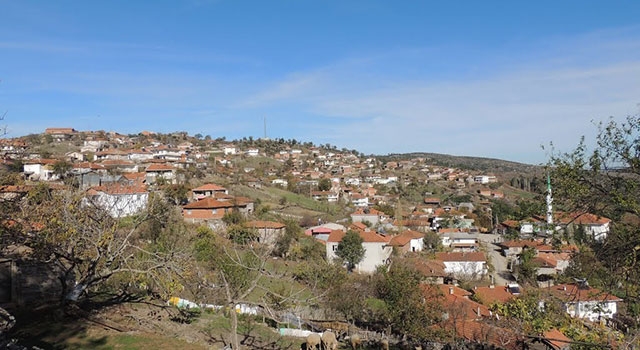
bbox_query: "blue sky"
[1,1,640,164]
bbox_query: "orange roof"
[350,222,368,231]
[543,329,572,350]
[439,228,464,234]
[473,286,516,305]
[0,185,32,193]
[426,285,492,321]
[183,197,236,209]
[435,251,486,262]
[533,253,558,268]
[410,259,446,277]
[389,230,424,247]
[437,284,472,297]
[73,162,105,170]
[182,208,225,220]
[499,239,544,248]
[123,172,146,181]
[548,284,622,303]
[244,221,286,229]
[443,320,523,350]
[556,212,611,225]
[45,127,75,134]
[146,163,174,172]
[351,208,385,216]
[100,159,135,166]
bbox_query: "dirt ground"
[7,301,302,350]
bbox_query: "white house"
[325,229,392,273]
[245,149,260,157]
[271,178,288,187]
[145,163,176,184]
[192,183,229,200]
[548,283,622,321]
[223,145,237,155]
[85,184,149,218]
[557,213,611,241]
[351,208,387,226]
[435,252,487,280]
[351,194,369,207]
[23,159,59,181]
[439,230,478,251]
[473,175,497,184]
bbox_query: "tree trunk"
[230,303,240,349]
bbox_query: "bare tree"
[194,228,311,349]
[18,187,191,303]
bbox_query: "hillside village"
[0,127,630,349]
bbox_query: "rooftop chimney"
[449,287,454,295]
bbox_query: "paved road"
[477,233,514,286]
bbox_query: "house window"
[332,245,338,252]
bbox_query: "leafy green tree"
[318,178,332,191]
[52,160,72,179]
[513,247,538,285]
[227,224,258,245]
[376,262,442,340]
[423,230,442,252]
[548,115,640,318]
[273,220,301,258]
[162,183,190,205]
[335,230,365,272]
[222,210,245,225]
[373,203,395,217]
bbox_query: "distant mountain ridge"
[379,152,542,174]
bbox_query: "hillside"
[379,152,542,174]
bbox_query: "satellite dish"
[574,278,589,290]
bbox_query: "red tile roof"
[145,163,174,172]
[389,230,424,247]
[548,284,622,303]
[556,212,611,225]
[543,329,572,350]
[183,197,236,209]
[473,286,517,305]
[410,258,447,277]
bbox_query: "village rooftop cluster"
[0,127,620,348]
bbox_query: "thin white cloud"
[240,31,640,164]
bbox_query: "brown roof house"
[435,252,488,280]
[546,283,622,321]
[182,196,254,229]
[388,230,424,254]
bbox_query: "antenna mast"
[263,116,267,140]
